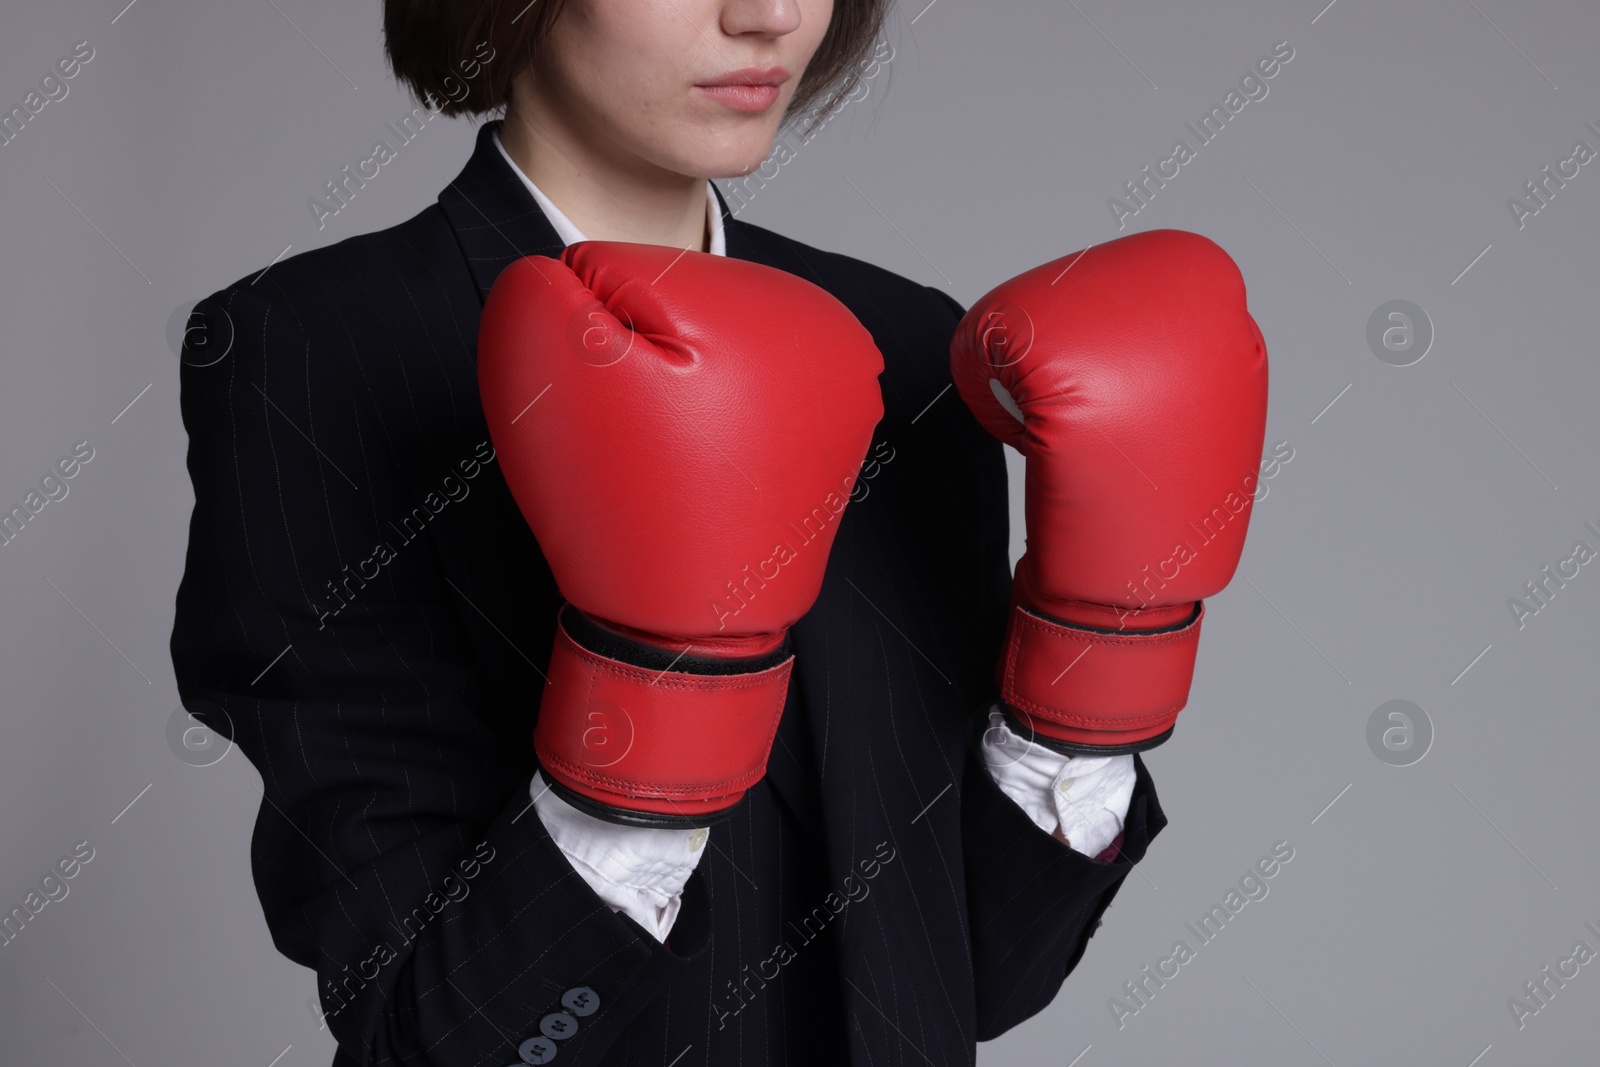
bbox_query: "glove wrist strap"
[999,599,1204,754]
[534,605,793,827]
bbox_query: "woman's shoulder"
[198,202,473,347]
[181,203,486,470]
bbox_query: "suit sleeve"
[962,736,1165,1038]
[923,284,1168,1040]
[169,286,709,1066]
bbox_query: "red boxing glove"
[480,243,884,825]
[951,230,1268,754]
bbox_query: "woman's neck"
[500,104,710,253]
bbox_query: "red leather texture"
[479,242,885,818]
[1000,600,1204,750]
[534,608,795,818]
[951,229,1269,750]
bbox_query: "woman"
[171,1,1166,1063]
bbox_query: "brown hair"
[382,0,891,133]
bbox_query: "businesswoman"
[170,1,1170,1063]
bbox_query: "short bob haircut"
[383,0,891,135]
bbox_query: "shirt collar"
[491,128,726,256]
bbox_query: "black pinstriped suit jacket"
[170,120,1166,1067]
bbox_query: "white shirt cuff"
[531,771,710,942]
[979,708,1136,859]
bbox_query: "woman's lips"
[694,83,782,112]
[694,67,789,113]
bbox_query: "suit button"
[518,1035,557,1064]
[561,986,600,1017]
[540,1011,579,1040]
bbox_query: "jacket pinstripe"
[170,120,1166,1067]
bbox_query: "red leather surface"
[1000,600,1203,750]
[952,229,1268,747]
[480,243,885,647]
[478,242,885,814]
[534,612,794,818]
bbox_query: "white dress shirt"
[495,129,1136,943]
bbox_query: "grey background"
[1,0,1595,1063]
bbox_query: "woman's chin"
[656,123,782,181]
[691,147,776,181]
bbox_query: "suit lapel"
[437,121,567,301]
